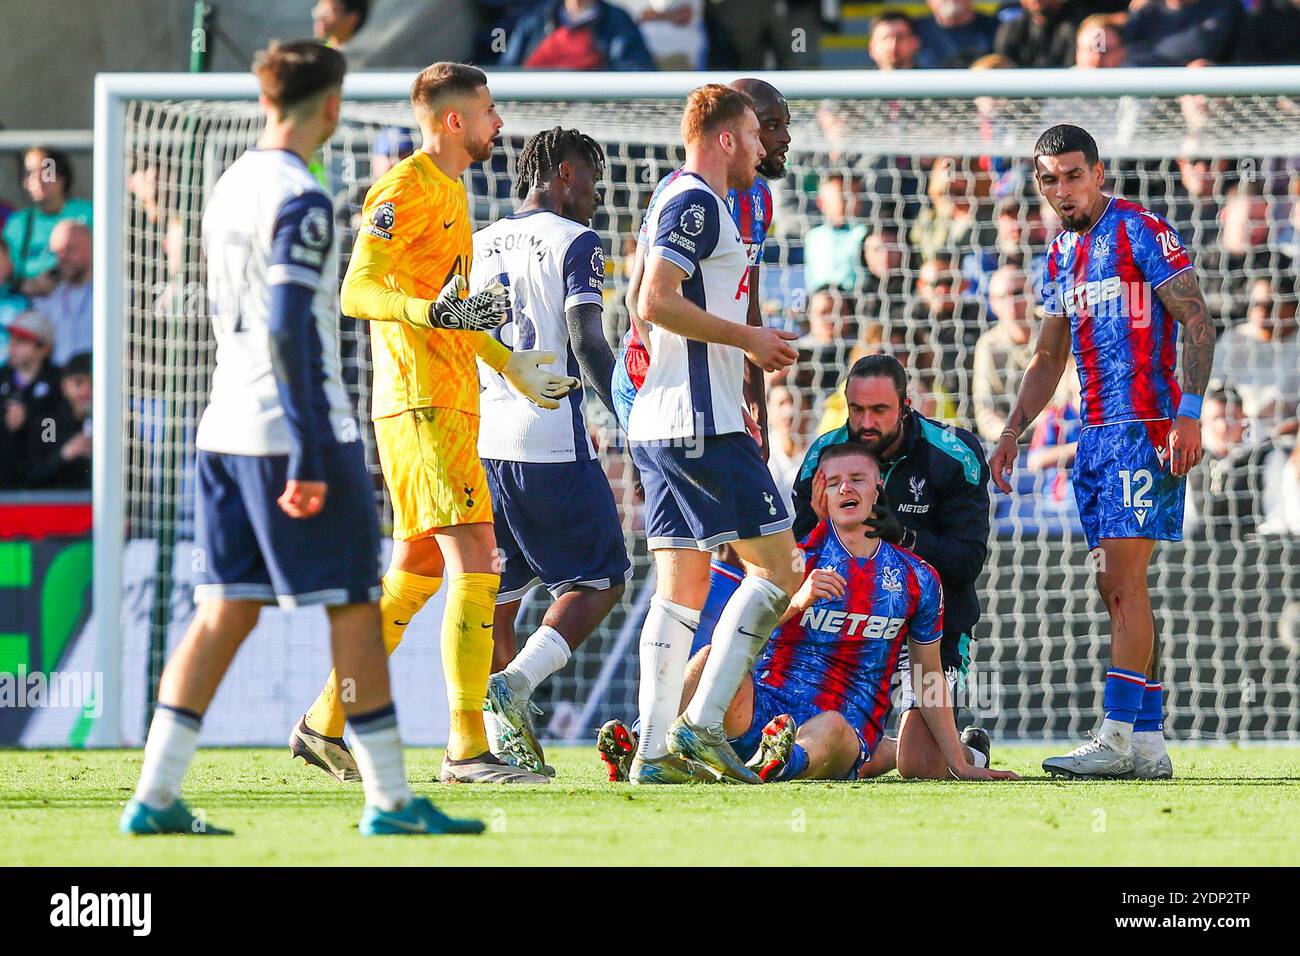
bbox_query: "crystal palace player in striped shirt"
[684,443,1018,782]
[991,125,1216,781]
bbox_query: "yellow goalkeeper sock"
[304,568,441,739]
[441,571,499,759]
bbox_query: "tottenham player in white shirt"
[120,41,481,837]
[628,85,802,784]
[470,128,629,775]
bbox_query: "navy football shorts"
[631,432,793,551]
[194,441,381,608]
[484,457,631,604]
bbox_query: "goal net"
[85,69,1300,748]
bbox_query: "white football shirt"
[628,171,750,442]
[196,148,356,459]
[472,208,605,462]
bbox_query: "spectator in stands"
[0,235,29,355]
[501,0,656,70]
[34,220,92,366]
[868,11,921,70]
[335,125,415,234]
[914,0,999,68]
[311,0,368,49]
[994,0,1080,67]
[1214,276,1300,427]
[705,0,824,69]
[1258,415,1300,535]
[765,383,805,504]
[1235,0,1300,65]
[1074,13,1127,68]
[796,287,855,393]
[1124,0,1240,67]
[861,224,909,325]
[972,266,1034,442]
[1024,384,1080,480]
[619,0,706,70]
[909,157,986,262]
[1184,384,1276,539]
[0,311,62,490]
[2,147,92,299]
[908,252,983,414]
[803,173,868,292]
[1213,183,1284,319]
[962,198,1048,296]
[23,350,90,490]
[1164,141,1226,257]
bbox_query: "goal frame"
[91,65,1300,746]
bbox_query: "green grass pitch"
[3,746,1297,866]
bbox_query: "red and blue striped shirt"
[757,520,943,753]
[1039,196,1193,428]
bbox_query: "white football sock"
[1132,730,1168,757]
[1098,717,1134,754]
[502,625,571,698]
[349,707,411,812]
[135,705,201,810]
[635,596,699,760]
[685,575,790,731]
[967,746,988,769]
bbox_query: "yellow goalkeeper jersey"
[341,150,505,420]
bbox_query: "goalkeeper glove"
[502,350,580,411]
[427,275,509,331]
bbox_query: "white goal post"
[89,66,1300,748]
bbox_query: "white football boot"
[1131,731,1174,780]
[1043,722,1136,779]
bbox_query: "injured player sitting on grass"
[600,443,1019,783]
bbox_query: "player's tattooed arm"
[1156,269,1216,399]
[566,302,617,418]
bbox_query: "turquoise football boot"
[119,797,232,835]
[667,716,761,785]
[359,796,486,836]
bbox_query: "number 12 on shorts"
[1119,468,1154,509]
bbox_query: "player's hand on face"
[743,326,799,373]
[793,566,847,611]
[502,349,580,410]
[278,480,327,519]
[811,469,829,522]
[1169,415,1203,478]
[990,433,1018,494]
[429,275,509,332]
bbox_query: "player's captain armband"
[1177,394,1203,420]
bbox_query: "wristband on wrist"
[1177,394,1203,420]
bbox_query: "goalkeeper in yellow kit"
[290,62,576,784]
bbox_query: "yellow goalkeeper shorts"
[373,407,492,540]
